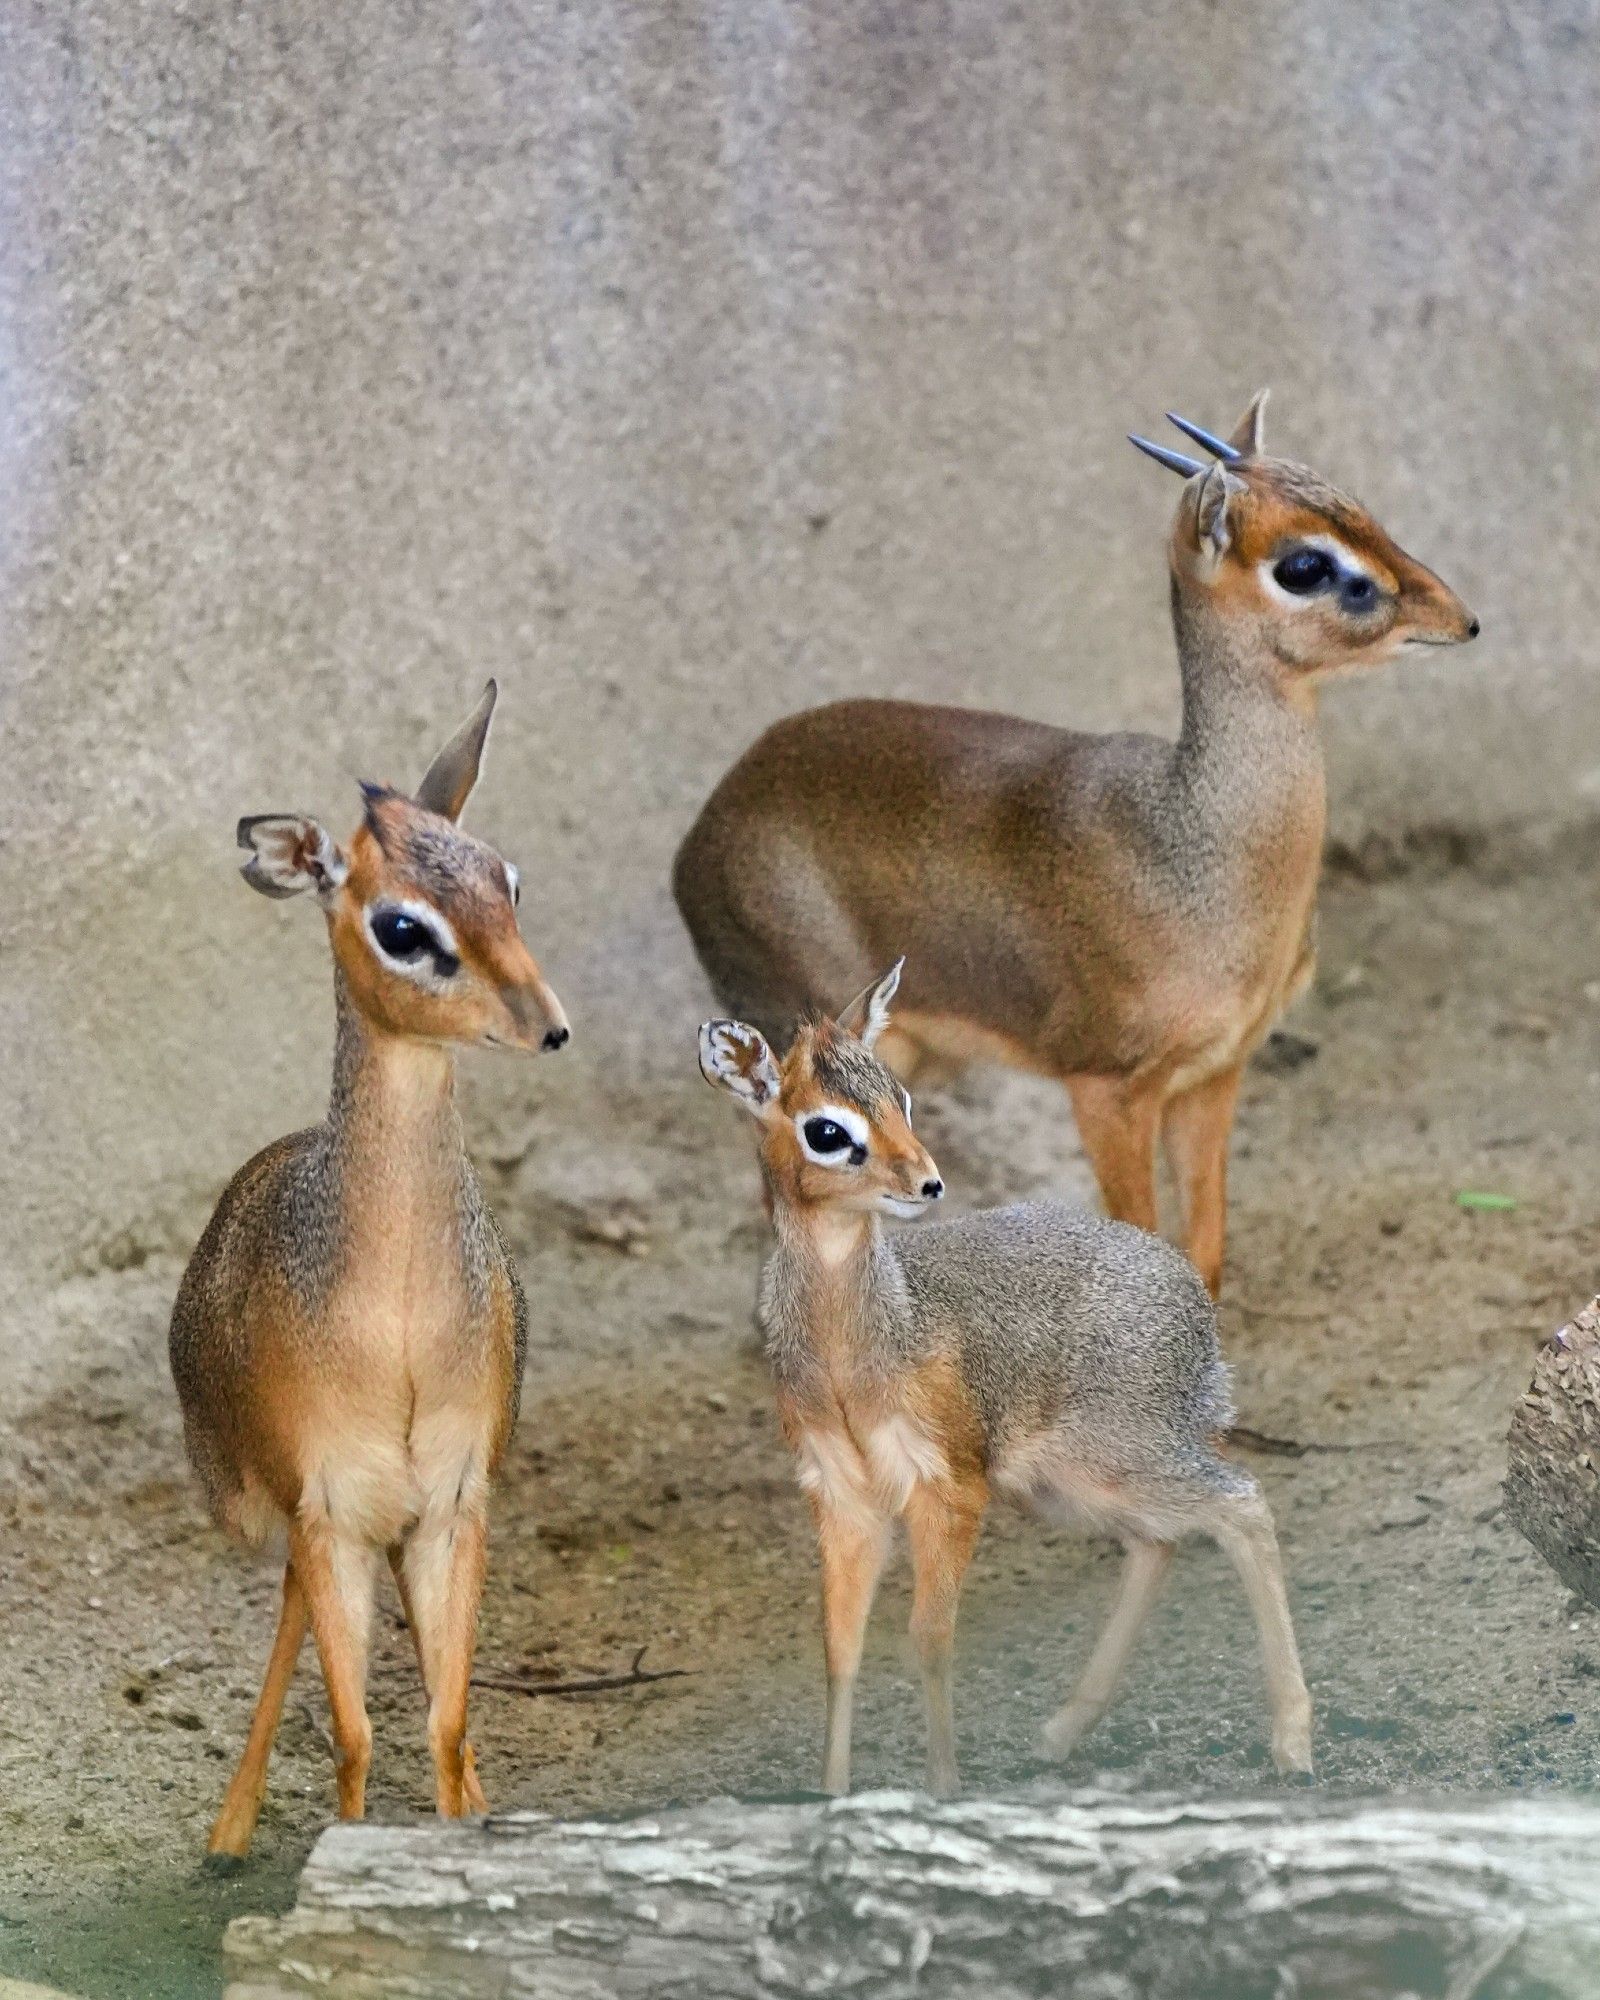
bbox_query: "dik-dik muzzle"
[1132,393,1479,672]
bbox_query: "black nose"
[542,1025,570,1051]
[921,1178,944,1200]
[1465,617,1481,640]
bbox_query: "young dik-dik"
[675,395,1478,1295]
[699,962,1312,1796]
[170,683,568,1859]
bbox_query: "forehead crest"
[792,1020,901,1112]
[358,785,509,900]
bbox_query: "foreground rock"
[225,1789,1600,1999]
[1506,1295,1600,1608]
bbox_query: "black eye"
[803,1117,851,1155]
[370,907,457,976]
[1273,547,1336,595]
[372,910,428,958]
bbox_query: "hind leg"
[388,1544,488,1813]
[1040,1537,1173,1760]
[1208,1491,1313,1774]
[208,1560,307,1857]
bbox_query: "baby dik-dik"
[170,682,569,1859]
[698,962,1312,1797]
[675,394,1478,1296]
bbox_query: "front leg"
[1161,1063,1243,1298]
[903,1484,985,1797]
[813,1497,892,1795]
[1065,1074,1162,1235]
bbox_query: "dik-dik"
[699,962,1312,1795]
[675,395,1478,1295]
[170,683,568,1858]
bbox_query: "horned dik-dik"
[170,682,568,1859]
[698,962,1313,1796]
[675,394,1478,1296]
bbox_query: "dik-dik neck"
[1169,589,1327,857]
[763,1198,895,1377]
[326,974,466,1250]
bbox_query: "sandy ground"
[3,842,1599,1998]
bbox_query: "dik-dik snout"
[700,960,944,1220]
[1134,392,1478,676]
[239,681,571,1057]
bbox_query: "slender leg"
[903,1487,985,1797]
[289,1517,377,1820]
[1040,1538,1173,1759]
[1209,1494,1313,1774]
[814,1501,892,1795]
[1065,1075,1163,1235]
[389,1544,488,1813]
[1161,1064,1243,1298]
[401,1508,491,1817]
[207,1561,308,1858]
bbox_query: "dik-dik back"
[675,395,1478,1296]
[171,682,569,1858]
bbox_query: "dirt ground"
[3,839,1598,1999]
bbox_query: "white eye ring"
[362,898,459,992]
[795,1103,871,1167]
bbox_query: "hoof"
[1271,1714,1315,1778]
[1039,1702,1099,1762]
[201,1850,248,1878]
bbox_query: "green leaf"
[1455,1190,1518,1213]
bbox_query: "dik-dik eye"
[797,1105,871,1167]
[1272,547,1337,595]
[367,904,460,979]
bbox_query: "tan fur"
[170,686,562,1857]
[675,399,1477,1297]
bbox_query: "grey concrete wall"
[2,0,1597,1397]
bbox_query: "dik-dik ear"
[1193,462,1247,566]
[415,679,497,822]
[698,1019,782,1116]
[1228,388,1269,458]
[237,814,349,902]
[837,958,903,1048]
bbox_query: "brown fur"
[170,686,564,1857]
[675,399,1477,1296]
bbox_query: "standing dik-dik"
[699,961,1312,1795]
[675,394,1478,1295]
[170,682,568,1859]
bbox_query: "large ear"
[237,814,348,902]
[837,957,903,1049]
[698,1019,782,1117]
[1227,388,1268,458]
[1193,462,1247,565]
[415,679,497,822]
